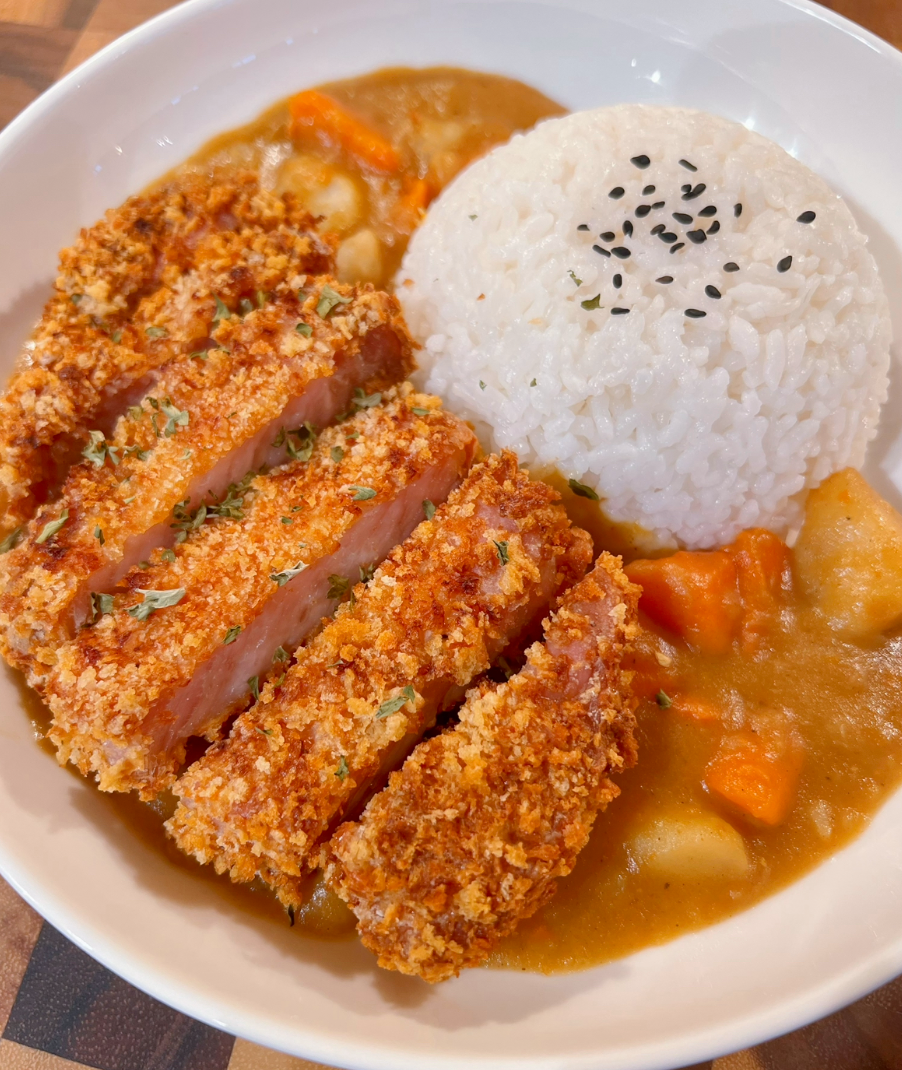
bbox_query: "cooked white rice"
[398,105,892,549]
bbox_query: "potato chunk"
[629,808,750,880]
[794,468,902,637]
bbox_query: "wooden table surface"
[2,1,902,1068]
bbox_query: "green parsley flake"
[327,574,350,600]
[248,676,260,701]
[273,646,289,663]
[138,561,152,570]
[295,322,313,337]
[350,486,376,501]
[568,270,583,287]
[469,214,477,220]
[127,588,186,621]
[239,297,255,317]
[70,293,83,304]
[94,526,105,546]
[280,516,293,525]
[353,387,381,409]
[0,527,23,555]
[656,690,673,709]
[286,423,317,463]
[530,378,537,387]
[568,478,600,501]
[222,625,242,645]
[189,350,208,361]
[359,562,376,583]
[161,549,176,563]
[124,444,151,462]
[270,561,307,587]
[422,500,436,521]
[212,296,231,324]
[111,331,123,344]
[160,398,189,437]
[36,509,69,545]
[316,284,353,318]
[127,405,144,421]
[331,446,344,464]
[581,294,602,311]
[145,325,168,339]
[82,430,120,468]
[411,406,430,416]
[335,755,350,781]
[375,685,416,720]
[89,592,115,622]
[494,540,510,565]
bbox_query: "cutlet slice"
[167,452,593,903]
[325,554,640,983]
[45,387,475,797]
[0,171,331,533]
[0,279,413,684]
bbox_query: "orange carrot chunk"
[289,91,401,174]
[706,741,800,825]
[393,176,436,233]
[626,551,741,655]
[729,528,792,651]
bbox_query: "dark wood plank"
[0,21,76,128]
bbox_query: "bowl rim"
[2,0,902,1067]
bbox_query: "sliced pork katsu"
[168,453,593,905]
[0,279,413,683]
[0,172,332,534]
[46,387,475,797]
[325,555,639,982]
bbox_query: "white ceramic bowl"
[1,1,902,1067]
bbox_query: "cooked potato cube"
[629,808,750,880]
[336,229,383,284]
[794,468,902,637]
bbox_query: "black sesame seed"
[577,224,590,231]
[592,245,611,258]
[670,242,685,254]
[777,255,792,272]
[656,276,673,284]
[643,184,656,195]
[635,204,652,218]
[683,183,706,201]
[734,203,743,217]
[797,210,816,224]
[609,186,625,199]
[652,200,665,209]
[681,184,692,194]
[600,231,616,241]
[679,159,698,172]
[651,224,666,235]
[705,285,721,299]
[673,212,693,225]
[613,273,623,288]
[660,232,678,244]
[611,307,630,315]
[723,262,740,272]
[685,308,706,318]
[630,155,651,169]
[707,220,721,235]
[698,205,717,217]
[623,220,634,237]
[687,229,707,244]
[612,246,631,259]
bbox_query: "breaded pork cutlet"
[46,387,476,797]
[0,172,331,534]
[168,453,593,906]
[326,554,640,983]
[0,279,413,684]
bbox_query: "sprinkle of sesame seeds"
[656,276,673,284]
[679,159,698,172]
[611,308,630,315]
[660,232,678,244]
[797,210,816,224]
[577,224,590,231]
[612,247,631,259]
[600,231,616,241]
[705,285,722,299]
[670,242,685,253]
[609,186,625,199]
[724,262,740,272]
[681,184,692,194]
[592,245,611,258]
[651,224,666,235]
[687,229,707,244]
[635,204,652,217]
[683,183,706,201]
[685,308,706,318]
[698,205,717,217]
[652,200,665,209]
[630,154,651,168]
[706,221,720,236]
[613,273,623,288]
[673,212,693,224]
[623,220,634,237]
[777,255,792,272]
[734,203,743,217]
[643,184,656,195]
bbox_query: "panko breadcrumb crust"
[167,453,593,905]
[0,172,332,535]
[45,386,476,797]
[325,553,640,983]
[0,279,413,684]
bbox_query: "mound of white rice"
[398,105,892,549]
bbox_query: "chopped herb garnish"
[286,422,317,463]
[94,526,105,546]
[272,428,286,448]
[273,646,289,663]
[127,405,144,421]
[422,499,436,521]
[70,293,84,304]
[161,549,176,563]
[270,561,307,587]
[530,378,537,387]
[124,444,151,462]
[239,297,255,317]
[0,527,23,555]
[257,726,273,736]
[568,478,599,501]
[36,509,69,545]
[411,406,430,416]
[212,296,230,324]
[205,472,255,521]
[280,516,293,525]
[327,574,350,600]
[295,322,313,337]
[138,561,152,569]
[353,387,382,409]
[494,540,510,565]
[145,326,168,339]
[82,430,120,468]
[127,587,186,621]
[316,283,352,318]
[350,485,376,501]
[469,213,477,220]
[291,504,304,512]
[335,755,350,780]
[89,591,115,622]
[111,331,123,344]
[375,685,416,720]
[222,625,242,645]
[479,380,486,390]
[580,295,602,311]
[331,446,344,464]
[568,270,583,287]
[656,690,673,708]
[359,562,376,583]
[248,676,260,701]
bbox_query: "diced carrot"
[728,528,791,651]
[393,176,436,233]
[626,551,741,655]
[705,737,800,825]
[289,91,400,174]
